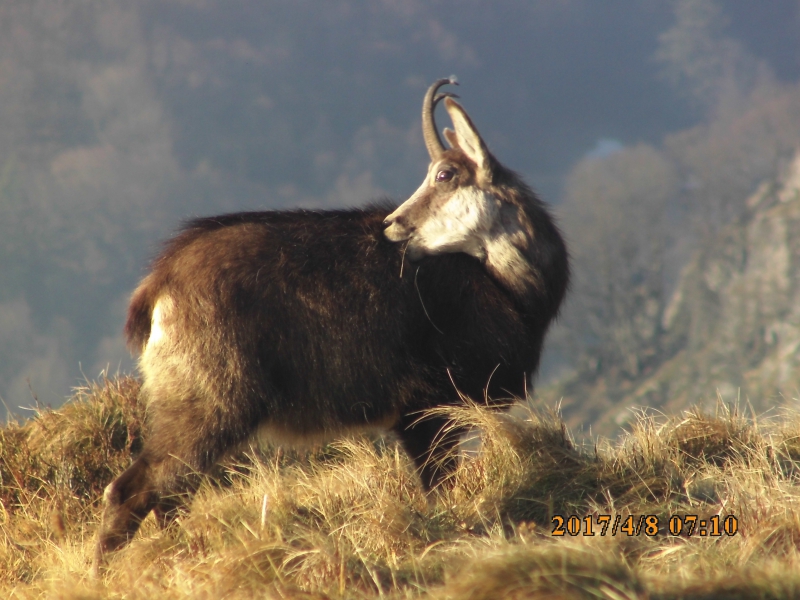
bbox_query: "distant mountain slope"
[546,151,800,435]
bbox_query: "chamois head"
[384,79,543,296]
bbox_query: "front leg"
[393,413,462,490]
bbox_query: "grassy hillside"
[3,377,800,598]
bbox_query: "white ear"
[444,97,491,179]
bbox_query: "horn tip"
[448,74,459,86]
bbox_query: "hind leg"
[93,454,159,574]
[93,444,202,573]
[394,414,463,490]
[93,396,254,574]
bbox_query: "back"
[130,205,540,436]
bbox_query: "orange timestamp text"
[551,514,738,537]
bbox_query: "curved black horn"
[422,77,459,160]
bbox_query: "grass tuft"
[3,377,800,597]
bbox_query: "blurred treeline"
[548,1,800,424]
[1,0,799,419]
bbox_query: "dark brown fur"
[95,88,569,572]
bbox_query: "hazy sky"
[1,0,799,413]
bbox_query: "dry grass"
[3,378,800,598]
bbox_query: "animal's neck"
[484,237,538,297]
[482,204,539,297]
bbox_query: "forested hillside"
[5,3,800,596]
[1,0,800,431]
[546,146,800,434]
[540,1,800,432]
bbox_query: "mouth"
[382,224,425,261]
[383,221,412,243]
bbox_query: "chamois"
[94,78,569,571]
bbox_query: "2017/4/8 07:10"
[551,514,739,537]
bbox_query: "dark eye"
[435,169,454,182]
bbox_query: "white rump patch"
[148,297,171,347]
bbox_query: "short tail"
[124,280,157,353]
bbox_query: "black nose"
[383,216,395,228]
